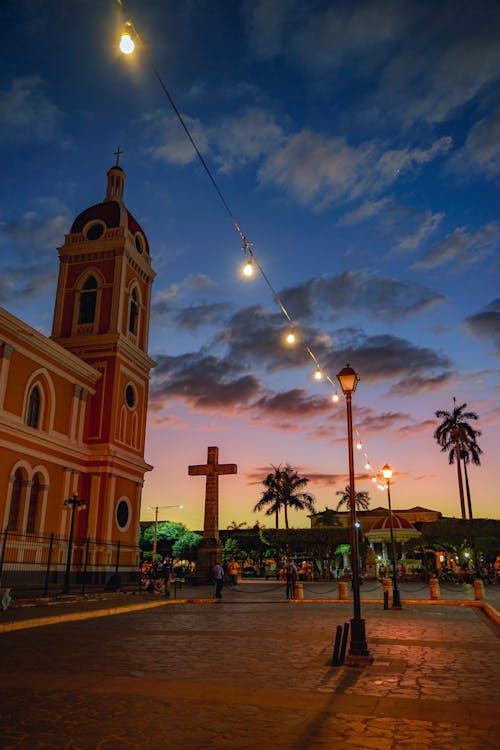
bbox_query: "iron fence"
[0,528,141,597]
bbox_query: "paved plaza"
[0,581,499,749]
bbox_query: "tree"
[434,399,482,519]
[253,464,316,529]
[172,531,202,559]
[226,520,247,529]
[335,485,370,512]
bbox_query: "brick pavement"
[0,583,499,749]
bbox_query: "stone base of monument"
[196,537,223,583]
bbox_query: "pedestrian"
[227,559,239,589]
[379,563,387,579]
[213,561,224,599]
[286,560,297,599]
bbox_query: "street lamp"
[381,464,402,609]
[62,494,87,594]
[337,364,372,666]
[148,504,184,563]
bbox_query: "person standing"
[227,559,240,589]
[213,562,224,599]
[286,561,297,599]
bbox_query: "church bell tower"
[51,157,155,548]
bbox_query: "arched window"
[79,276,98,324]
[26,385,41,428]
[27,474,42,533]
[129,287,139,334]
[8,469,23,530]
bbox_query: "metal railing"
[0,528,141,597]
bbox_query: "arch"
[128,285,140,336]
[26,384,41,428]
[73,269,104,334]
[26,473,42,533]
[6,466,28,531]
[23,369,56,433]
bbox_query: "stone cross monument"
[188,446,237,581]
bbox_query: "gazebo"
[366,514,421,574]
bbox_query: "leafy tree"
[253,464,316,529]
[434,399,482,519]
[140,521,186,557]
[172,531,202,559]
[335,485,370,512]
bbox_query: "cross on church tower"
[114,146,124,166]
[189,447,237,540]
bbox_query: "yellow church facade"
[0,162,155,584]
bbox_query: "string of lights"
[115,1,388,490]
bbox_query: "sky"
[1,0,499,532]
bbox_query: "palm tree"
[226,520,248,530]
[335,485,370,512]
[434,399,482,519]
[253,464,315,529]
[460,444,482,520]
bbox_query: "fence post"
[44,533,54,596]
[115,541,121,574]
[81,537,90,595]
[0,528,8,577]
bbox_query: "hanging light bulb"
[243,259,253,277]
[365,462,371,470]
[285,329,296,345]
[371,477,377,483]
[119,23,135,54]
[313,368,323,381]
[356,440,363,450]
[331,391,339,403]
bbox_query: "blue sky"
[1,0,499,530]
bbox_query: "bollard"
[338,581,348,600]
[383,590,389,610]
[294,581,304,600]
[473,578,484,600]
[332,624,343,665]
[339,622,350,664]
[382,577,393,606]
[429,577,440,600]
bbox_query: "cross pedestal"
[188,446,237,582]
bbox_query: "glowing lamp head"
[332,392,339,403]
[243,259,253,277]
[336,364,359,395]
[314,368,323,381]
[286,331,296,345]
[381,463,393,480]
[120,24,135,54]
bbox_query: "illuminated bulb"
[119,24,135,54]
[372,477,377,483]
[285,331,296,345]
[314,368,323,381]
[331,392,339,403]
[356,440,363,450]
[243,259,253,277]
[365,462,371,470]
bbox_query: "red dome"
[369,514,416,532]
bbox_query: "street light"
[381,464,402,609]
[62,494,87,594]
[148,504,184,563]
[337,364,372,666]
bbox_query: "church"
[0,161,155,581]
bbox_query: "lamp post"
[62,494,87,594]
[148,504,184,563]
[336,364,372,666]
[381,464,402,609]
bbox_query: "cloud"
[396,211,444,253]
[413,222,500,270]
[211,107,286,173]
[0,211,69,253]
[252,388,330,419]
[150,352,262,411]
[258,129,452,208]
[449,109,500,181]
[142,110,209,166]
[280,271,445,322]
[337,198,393,227]
[173,302,233,332]
[0,76,65,143]
[388,372,455,397]
[464,298,500,355]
